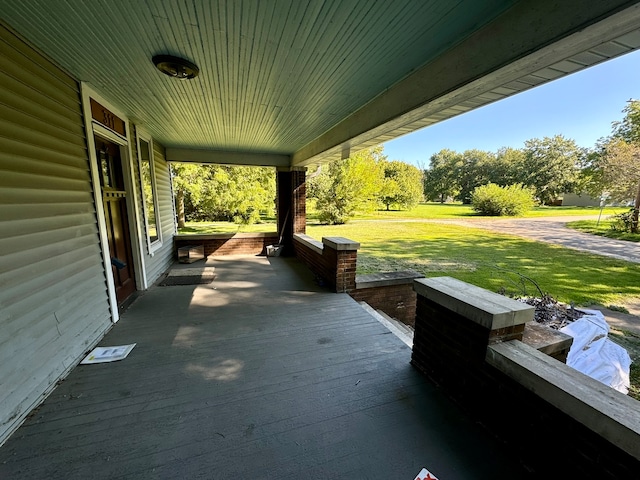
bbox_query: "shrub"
[610,208,637,233]
[471,183,535,216]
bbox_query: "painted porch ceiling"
[1,1,640,168]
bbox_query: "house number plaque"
[90,98,126,137]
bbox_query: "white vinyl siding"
[0,24,112,445]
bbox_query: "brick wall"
[276,170,291,252]
[479,358,640,479]
[174,233,279,257]
[350,271,424,327]
[411,277,640,479]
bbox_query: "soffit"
[0,0,516,154]
[1,1,639,168]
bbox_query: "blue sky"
[383,49,640,168]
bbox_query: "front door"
[95,135,136,307]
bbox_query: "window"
[138,135,161,249]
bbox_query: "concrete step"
[375,309,413,335]
[359,302,413,347]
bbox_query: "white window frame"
[136,129,163,253]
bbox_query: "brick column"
[322,237,359,293]
[292,169,306,235]
[276,167,306,255]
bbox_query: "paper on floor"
[80,344,136,364]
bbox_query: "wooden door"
[95,136,136,307]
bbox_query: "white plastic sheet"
[560,309,631,394]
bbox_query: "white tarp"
[560,309,631,394]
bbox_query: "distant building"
[559,193,601,207]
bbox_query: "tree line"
[422,99,639,230]
[170,146,424,227]
[423,136,580,205]
[171,100,639,230]
[171,163,276,227]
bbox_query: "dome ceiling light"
[152,54,199,80]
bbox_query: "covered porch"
[0,255,529,479]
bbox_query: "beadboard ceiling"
[1,1,640,168]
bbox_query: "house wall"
[0,25,112,444]
[130,127,176,286]
[561,192,601,207]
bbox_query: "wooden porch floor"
[0,255,532,479]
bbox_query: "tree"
[200,166,275,224]
[380,160,423,210]
[170,164,275,226]
[612,99,640,144]
[170,163,210,228]
[423,149,461,203]
[455,149,495,204]
[308,147,385,224]
[573,147,605,199]
[492,147,524,186]
[600,139,640,232]
[586,100,640,232]
[517,135,582,204]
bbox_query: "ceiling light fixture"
[152,54,199,80]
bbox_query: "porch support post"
[291,168,306,235]
[276,167,306,254]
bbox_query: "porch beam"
[166,147,290,167]
[291,0,640,167]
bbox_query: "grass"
[306,221,640,307]
[566,219,640,243]
[180,203,628,233]
[347,203,627,221]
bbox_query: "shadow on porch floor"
[0,255,532,479]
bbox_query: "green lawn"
[566,219,640,243]
[307,221,640,307]
[348,202,627,221]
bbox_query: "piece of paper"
[80,344,136,364]
[414,467,439,480]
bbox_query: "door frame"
[81,83,147,322]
